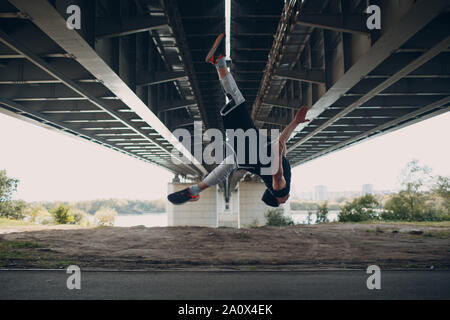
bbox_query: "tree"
[382,194,410,220]
[25,205,51,224]
[51,204,75,224]
[0,200,27,220]
[94,207,117,226]
[316,201,329,223]
[432,175,450,214]
[400,159,432,192]
[381,160,439,221]
[398,160,432,220]
[338,195,379,222]
[0,170,25,219]
[0,170,18,202]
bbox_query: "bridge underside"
[0,0,209,178]
[252,0,450,167]
[0,0,449,189]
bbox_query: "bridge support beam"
[168,181,289,228]
[167,183,219,227]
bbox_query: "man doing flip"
[168,33,310,207]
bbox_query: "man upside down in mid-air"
[168,33,310,208]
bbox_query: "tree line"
[267,160,449,226]
[38,198,166,215]
[1,159,449,226]
[0,169,165,226]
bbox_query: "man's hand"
[294,106,310,124]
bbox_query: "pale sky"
[0,111,449,201]
[291,111,450,193]
[0,113,173,202]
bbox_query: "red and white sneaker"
[168,188,200,205]
[205,33,226,65]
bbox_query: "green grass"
[0,239,80,269]
[0,240,41,249]
[0,240,41,260]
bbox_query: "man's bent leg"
[167,155,237,205]
[215,59,245,114]
[202,155,237,188]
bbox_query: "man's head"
[262,188,290,207]
[277,194,290,205]
[262,156,292,207]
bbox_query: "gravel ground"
[0,222,449,270]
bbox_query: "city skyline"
[294,183,391,201]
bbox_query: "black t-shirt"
[251,155,291,196]
[229,131,291,197]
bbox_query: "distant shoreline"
[116,212,166,215]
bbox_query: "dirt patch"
[0,223,449,270]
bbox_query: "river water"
[114,213,167,227]
[113,210,340,227]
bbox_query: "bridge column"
[167,180,289,228]
[217,188,239,228]
[167,182,218,227]
[238,181,277,228]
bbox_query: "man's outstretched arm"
[278,106,310,146]
[272,106,310,194]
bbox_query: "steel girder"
[252,0,450,166]
[230,0,283,115]
[175,0,225,131]
[1,0,208,177]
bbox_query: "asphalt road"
[0,270,449,300]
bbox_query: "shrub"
[265,209,294,226]
[51,204,75,224]
[382,193,411,220]
[246,219,260,228]
[338,195,379,222]
[382,191,449,222]
[71,209,91,226]
[94,207,117,226]
[25,205,51,224]
[306,211,313,225]
[316,202,329,224]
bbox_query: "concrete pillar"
[217,188,239,228]
[238,181,273,228]
[167,181,289,229]
[167,183,217,227]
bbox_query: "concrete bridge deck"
[0,0,449,216]
[0,0,448,181]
